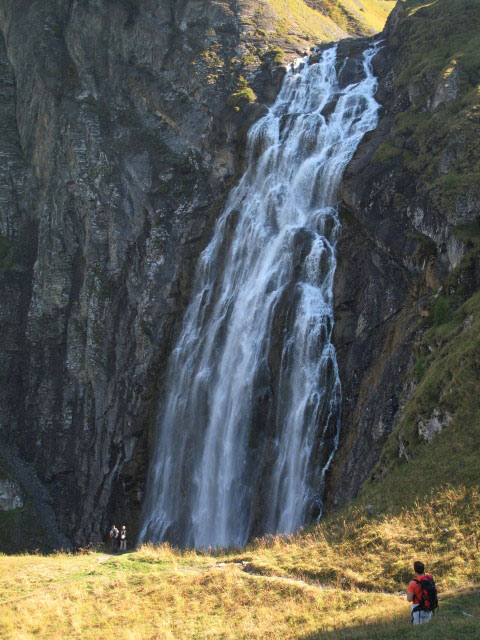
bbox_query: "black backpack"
[413,575,439,613]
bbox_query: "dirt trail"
[97,553,113,563]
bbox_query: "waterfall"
[139,43,381,548]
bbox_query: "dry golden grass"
[1,486,478,639]
[226,485,480,593]
[263,0,394,43]
[0,555,404,640]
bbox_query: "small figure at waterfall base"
[119,525,128,551]
[108,524,119,552]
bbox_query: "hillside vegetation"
[373,0,480,211]
[303,0,396,35]
[1,485,479,639]
[248,0,395,47]
[364,262,480,513]
[366,0,480,514]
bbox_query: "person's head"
[414,560,425,575]
[121,525,126,530]
[111,524,115,528]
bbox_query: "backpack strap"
[411,603,422,624]
[413,579,427,609]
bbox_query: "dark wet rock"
[0,439,72,551]
[320,94,341,121]
[336,37,370,87]
[337,56,366,88]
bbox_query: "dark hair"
[414,561,425,574]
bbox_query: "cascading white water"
[139,43,381,548]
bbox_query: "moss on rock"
[228,76,257,108]
[378,0,480,214]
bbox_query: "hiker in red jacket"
[407,560,438,624]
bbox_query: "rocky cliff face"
[326,0,480,509]
[0,0,291,547]
[2,0,476,550]
[0,0,391,549]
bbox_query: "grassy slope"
[373,0,480,210]
[362,284,480,512]
[1,485,479,639]
[303,0,396,35]
[225,0,393,109]
[365,0,480,513]
[256,0,395,44]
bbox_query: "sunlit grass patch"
[222,485,480,593]
[1,485,479,639]
[306,587,480,639]
[0,555,404,640]
[262,0,394,44]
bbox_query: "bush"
[228,77,257,107]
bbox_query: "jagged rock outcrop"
[0,479,23,511]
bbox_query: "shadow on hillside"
[300,589,479,640]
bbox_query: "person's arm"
[407,581,415,602]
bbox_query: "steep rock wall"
[0,0,290,547]
[0,0,393,549]
[326,0,480,509]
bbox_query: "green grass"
[453,217,480,246]
[264,45,286,64]
[366,4,480,522]
[264,0,344,41]
[0,550,404,639]
[253,0,394,48]
[230,485,480,592]
[228,76,257,107]
[304,0,396,35]
[394,0,480,90]
[306,588,480,639]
